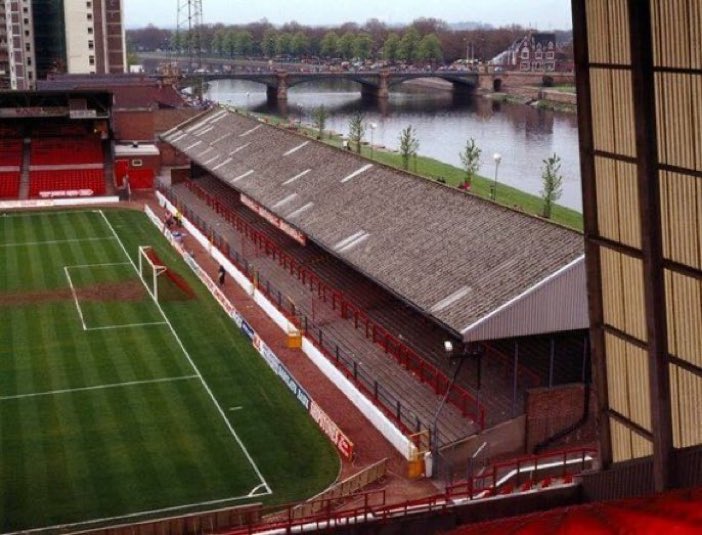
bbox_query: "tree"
[261,29,277,57]
[320,31,339,58]
[353,33,374,61]
[338,32,356,60]
[348,110,366,153]
[312,105,329,139]
[212,28,226,56]
[540,153,564,219]
[383,33,401,62]
[399,125,420,170]
[276,32,293,55]
[398,27,421,63]
[417,33,443,64]
[459,138,481,189]
[236,30,254,56]
[223,29,237,57]
[291,31,310,57]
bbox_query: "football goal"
[138,245,167,301]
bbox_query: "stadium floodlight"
[443,340,453,355]
[138,246,167,301]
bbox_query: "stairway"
[18,138,31,199]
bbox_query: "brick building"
[2,0,126,90]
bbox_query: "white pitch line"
[229,406,244,411]
[0,236,116,248]
[0,209,100,219]
[0,375,198,402]
[85,321,168,332]
[98,210,272,496]
[66,262,130,269]
[63,267,87,331]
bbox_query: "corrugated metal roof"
[161,108,586,338]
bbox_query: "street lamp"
[429,341,484,477]
[369,122,377,160]
[491,152,502,201]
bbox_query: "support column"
[627,0,673,492]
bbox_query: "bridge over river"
[175,70,480,101]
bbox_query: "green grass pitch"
[0,209,339,533]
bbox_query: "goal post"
[138,246,167,301]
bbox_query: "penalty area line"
[64,266,87,331]
[0,375,199,402]
[98,209,273,496]
[85,321,168,332]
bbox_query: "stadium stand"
[28,136,106,198]
[0,139,24,199]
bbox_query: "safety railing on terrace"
[174,180,485,430]
[446,447,597,500]
[223,447,597,535]
[159,185,461,446]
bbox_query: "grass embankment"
[249,111,584,231]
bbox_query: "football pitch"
[0,209,339,533]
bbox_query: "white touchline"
[98,210,272,495]
[64,266,87,331]
[0,375,198,401]
[67,262,130,269]
[0,237,117,248]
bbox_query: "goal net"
[138,246,167,301]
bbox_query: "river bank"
[237,108,583,231]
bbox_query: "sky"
[124,0,573,30]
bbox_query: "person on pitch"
[218,265,226,286]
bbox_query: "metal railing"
[159,185,467,446]
[177,179,486,430]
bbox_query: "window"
[87,1,92,6]
[88,40,94,50]
[521,47,529,59]
[86,13,92,21]
[535,51,543,60]
[87,27,93,34]
[89,55,95,65]
[546,51,555,60]
[131,159,143,167]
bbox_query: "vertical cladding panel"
[616,161,641,249]
[657,73,697,170]
[605,334,629,418]
[595,157,619,243]
[607,0,631,65]
[620,255,647,342]
[660,172,701,269]
[631,431,654,460]
[626,341,652,433]
[610,417,632,463]
[612,70,636,158]
[667,270,702,368]
[694,75,702,170]
[590,69,615,154]
[692,1,702,69]
[670,365,702,448]
[600,247,625,333]
[586,0,610,63]
[651,0,692,69]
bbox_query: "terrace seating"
[0,139,23,168]
[29,170,105,198]
[30,137,103,167]
[0,172,21,199]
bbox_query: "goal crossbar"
[138,245,167,301]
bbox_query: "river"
[205,79,582,211]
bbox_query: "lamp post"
[430,341,484,478]
[491,152,502,201]
[369,122,377,160]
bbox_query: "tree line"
[128,18,572,64]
